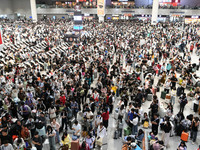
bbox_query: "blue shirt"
[128,112,134,121]
[134,145,142,150]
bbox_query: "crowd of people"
[0,19,199,150]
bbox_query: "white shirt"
[97,126,107,138]
[72,124,81,134]
[95,115,103,126]
[130,117,139,126]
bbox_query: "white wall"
[12,0,32,18]
[0,0,32,18]
[0,0,13,15]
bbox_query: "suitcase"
[194,103,199,112]
[147,94,153,101]
[94,70,97,79]
[177,87,182,96]
[124,127,131,136]
[114,130,119,139]
[178,78,183,85]
[161,91,166,99]
[71,139,79,150]
[152,88,156,95]
[166,94,171,99]
[181,131,189,142]
[156,86,160,92]
[114,108,119,120]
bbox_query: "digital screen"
[73,25,83,30]
[111,0,134,2]
[107,17,111,19]
[74,16,82,21]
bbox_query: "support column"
[151,0,159,25]
[97,0,105,22]
[0,25,3,51]
[30,0,37,22]
[99,16,104,22]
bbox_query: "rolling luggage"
[194,103,199,112]
[178,78,183,85]
[177,87,182,96]
[124,127,131,136]
[152,88,156,95]
[114,108,119,120]
[114,130,119,139]
[71,139,79,150]
[147,94,153,101]
[166,94,171,100]
[156,86,160,92]
[161,91,166,99]
[181,131,189,142]
[94,69,97,79]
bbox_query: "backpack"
[122,144,130,150]
[21,127,30,139]
[108,96,113,105]
[35,118,45,129]
[67,107,72,119]
[80,89,85,96]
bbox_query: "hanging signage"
[97,0,105,16]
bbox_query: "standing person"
[161,121,172,148]
[20,102,31,121]
[32,131,43,150]
[151,114,159,136]
[179,93,188,113]
[46,125,56,150]
[61,132,71,149]
[170,73,178,90]
[177,141,187,150]
[130,114,139,135]
[190,117,199,144]
[181,78,187,94]
[166,63,172,75]
[164,78,171,94]
[170,86,176,105]
[51,118,61,144]
[13,138,25,150]
[48,105,56,122]
[101,108,109,129]
[72,120,81,138]
[96,123,106,149]
[85,133,95,149]
[95,112,103,129]
[108,92,114,114]
[71,100,78,119]
[0,140,14,150]
[60,109,68,133]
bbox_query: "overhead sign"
[97,0,105,16]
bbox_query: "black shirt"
[170,76,177,87]
[0,135,13,145]
[32,136,43,149]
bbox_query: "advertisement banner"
[97,0,105,16]
[0,27,3,45]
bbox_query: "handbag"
[143,121,149,128]
[96,137,103,146]
[72,135,78,141]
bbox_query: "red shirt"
[101,111,109,121]
[60,96,66,105]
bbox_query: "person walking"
[190,117,199,144]
[46,125,56,150]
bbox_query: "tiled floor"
[42,51,200,150]
[100,51,200,150]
